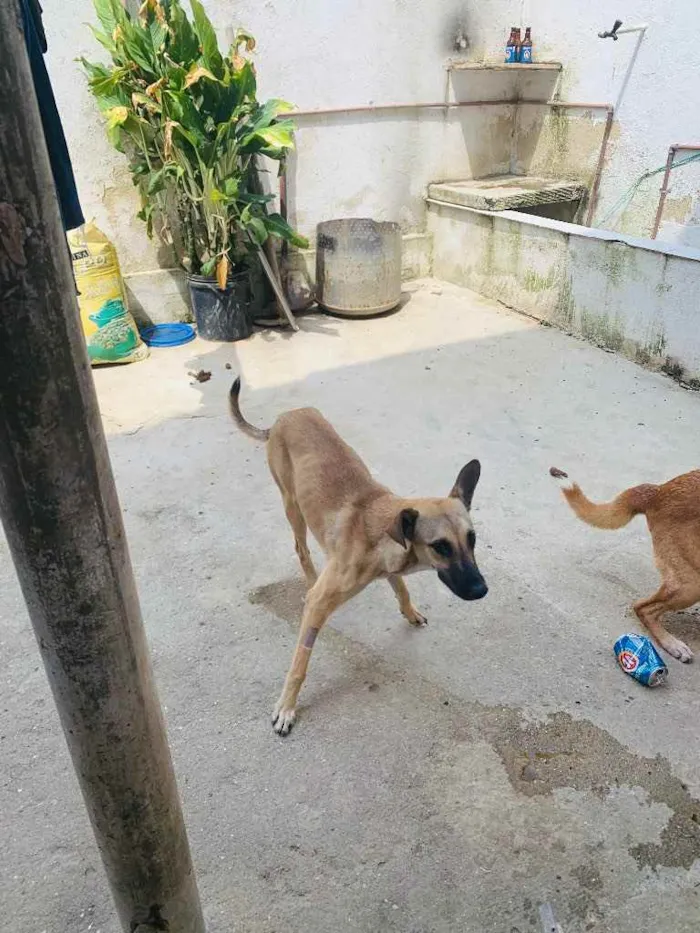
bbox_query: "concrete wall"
[42,0,700,300]
[428,201,700,384]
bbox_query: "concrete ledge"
[427,199,700,384]
[428,175,586,212]
[123,268,191,326]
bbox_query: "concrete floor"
[2,280,700,932]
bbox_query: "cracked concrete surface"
[2,280,700,932]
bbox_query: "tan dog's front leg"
[273,563,362,735]
[388,574,427,626]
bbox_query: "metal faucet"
[598,19,623,40]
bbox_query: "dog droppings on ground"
[188,369,211,383]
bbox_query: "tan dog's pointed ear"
[387,508,419,549]
[450,459,481,509]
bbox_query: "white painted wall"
[41,0,700,281]
[463,0,700,243]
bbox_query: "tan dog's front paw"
[272,703,296,735]
[660,635,693,663]
[405,607,428,626]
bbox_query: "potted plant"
[80,0,307,340]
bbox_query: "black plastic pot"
[187,271,252,342]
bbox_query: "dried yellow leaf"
[216,256,229,290]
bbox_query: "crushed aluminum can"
[614,633,668,687]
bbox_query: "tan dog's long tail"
[549,466,658,529]
[229,377,270,442]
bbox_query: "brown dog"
[550,466,700,663]
[231,378,488,734]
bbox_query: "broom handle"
[258,244,298,331]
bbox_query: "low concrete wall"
[123,233,432,324]
[427,201,700,384]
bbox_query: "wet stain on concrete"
[249,578,307,624]
[250,578,700,874]
[476,709,700,871]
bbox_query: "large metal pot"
[315,218,402,317]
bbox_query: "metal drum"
[315,218,402,317]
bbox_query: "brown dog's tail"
[549,466,658,530]
[229,377,270,442]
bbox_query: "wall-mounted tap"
[596,20,650,112]
[598,19,623,40]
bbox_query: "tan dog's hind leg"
[272,562,364,735]
[634,584,698,662]
[388,574,427,626]
[282,494,318,588]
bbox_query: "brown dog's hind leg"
[634,585,698,662]
[272,562,364,735]
[388,575,427,626]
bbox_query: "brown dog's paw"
[272,704,296,736]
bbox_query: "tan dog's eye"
[430,539,453,559]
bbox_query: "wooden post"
[0,4,206,932]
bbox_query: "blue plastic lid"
[140,323,196,347]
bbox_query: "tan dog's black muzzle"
[438,561,488,601]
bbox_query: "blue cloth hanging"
[19,0,85,232]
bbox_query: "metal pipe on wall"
[585,107,615,227]
[283,98,612,119]
[0,4,205,932]
[651,143,700,239]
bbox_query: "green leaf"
[264,212,309,248]
[137,203,155,237]
[256,121,295,149]
[79,57,111,82]
[167,1,200,63]
[201,257,217,275]
[237,191,275,205]
[190,0,223,77]
[147,168,168,195]
[163,90,207,142]
[94,89,132,113]
[93,0,126,38]
[245,215,268,245]
[149,18,168,54]
[242,120,295,155]
[119,21,159,76]
[232,60,256,103]
[87,24,117,55]
[107,122,123,150]
[249,98,293,133]
[91,65,133,97]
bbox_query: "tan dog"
[550,466,700,663]
[231,379,488,734]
